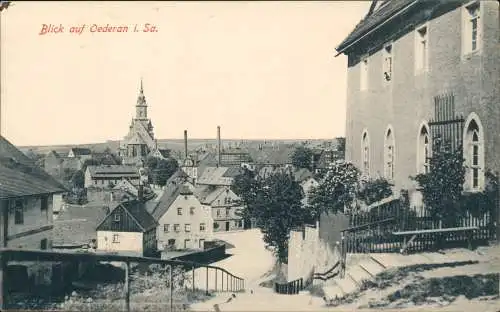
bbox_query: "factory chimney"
[184,130,188,159]
[217,126,221,166]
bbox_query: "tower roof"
[137,78,147,106]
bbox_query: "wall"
[86,187,112,204]
[287,224,318,283]
[345,1,500,193]
[3,195,53,243]
[171,243,226,264]
[96,230,143,254]
[1,194,58,286]
[286,212,350,285]
[157,193,214,250]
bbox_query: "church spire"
[137,77,146,106]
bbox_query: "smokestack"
[184,130,188,159]
[217,126,221,166]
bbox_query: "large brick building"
[337,0,499,204]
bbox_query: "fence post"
[221,271,224,292]
[226,273,229,292]
[170,265,174,312]
[215,268,217,291]
[0,255,6,311]
[192,265,195,292]
[206,267,209,295]
[124,261,130,312]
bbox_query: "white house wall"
[157,194,213,250]
[97,231,143,254]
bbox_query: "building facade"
[152,181,213,251]
[84,165,140,188]
[195,185,244,232]
[337,1,500,204]
[0,136,67,286]
[96,200,158,256]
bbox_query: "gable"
[96,205,143,233]
[157,193,204,223]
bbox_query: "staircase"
[322,249,487,305]
[322,255,385,305]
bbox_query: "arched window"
[463,114,485,191]
[384,127,395,181]
[417,123,431,174]
[361,130,370,176]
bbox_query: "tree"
[240,171,308,263]
[308,161,360,219]
[82,158,100,171]
[232,168,260,225]
[357,177,393,206]
[71,170,85,189]
[146,156,179,187]
[412,145,465,227]
[291,146,314,171]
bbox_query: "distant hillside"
[18,138,340,157]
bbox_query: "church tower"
[136,78,148,120]
[119,78,156,165]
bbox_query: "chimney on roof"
[217,126,221,167]
[184,130,188,159]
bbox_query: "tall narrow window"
[14,199,24,225]
[463,2,481,55]
[415,25,428,73]
[417,125,431,174]
[360,57,369,91]
[472,132,479,188]
[383,44,392,81]
[361,131,370,176]
[464,114,485,191]
[384,128,395,181]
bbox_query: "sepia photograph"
[0,1,499,311]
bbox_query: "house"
[67,147,92,161]
[150,174,213,251]
[336,0,500,206]
[112,179,139,197]
[196,166,236,187]
[119,79,158,166]
[194,185,244,232]
[96,199,158,256]
[84,165,140,188]
[149,148,171,160]
[0,135,67,285]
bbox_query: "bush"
[357,177,393,206]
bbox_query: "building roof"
[193,185,225,205]
[149,169,190,220]
[197,166,234,186]
[0,136,68,199]
[98,199,158,232]
[53,205,110,246]
[336,0,417,54]
[87,165,139,177]
[69,147,92,156]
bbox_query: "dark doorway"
[225,222,230,231]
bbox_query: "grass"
[386,273,499,304]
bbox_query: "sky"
[1,1,370,146]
